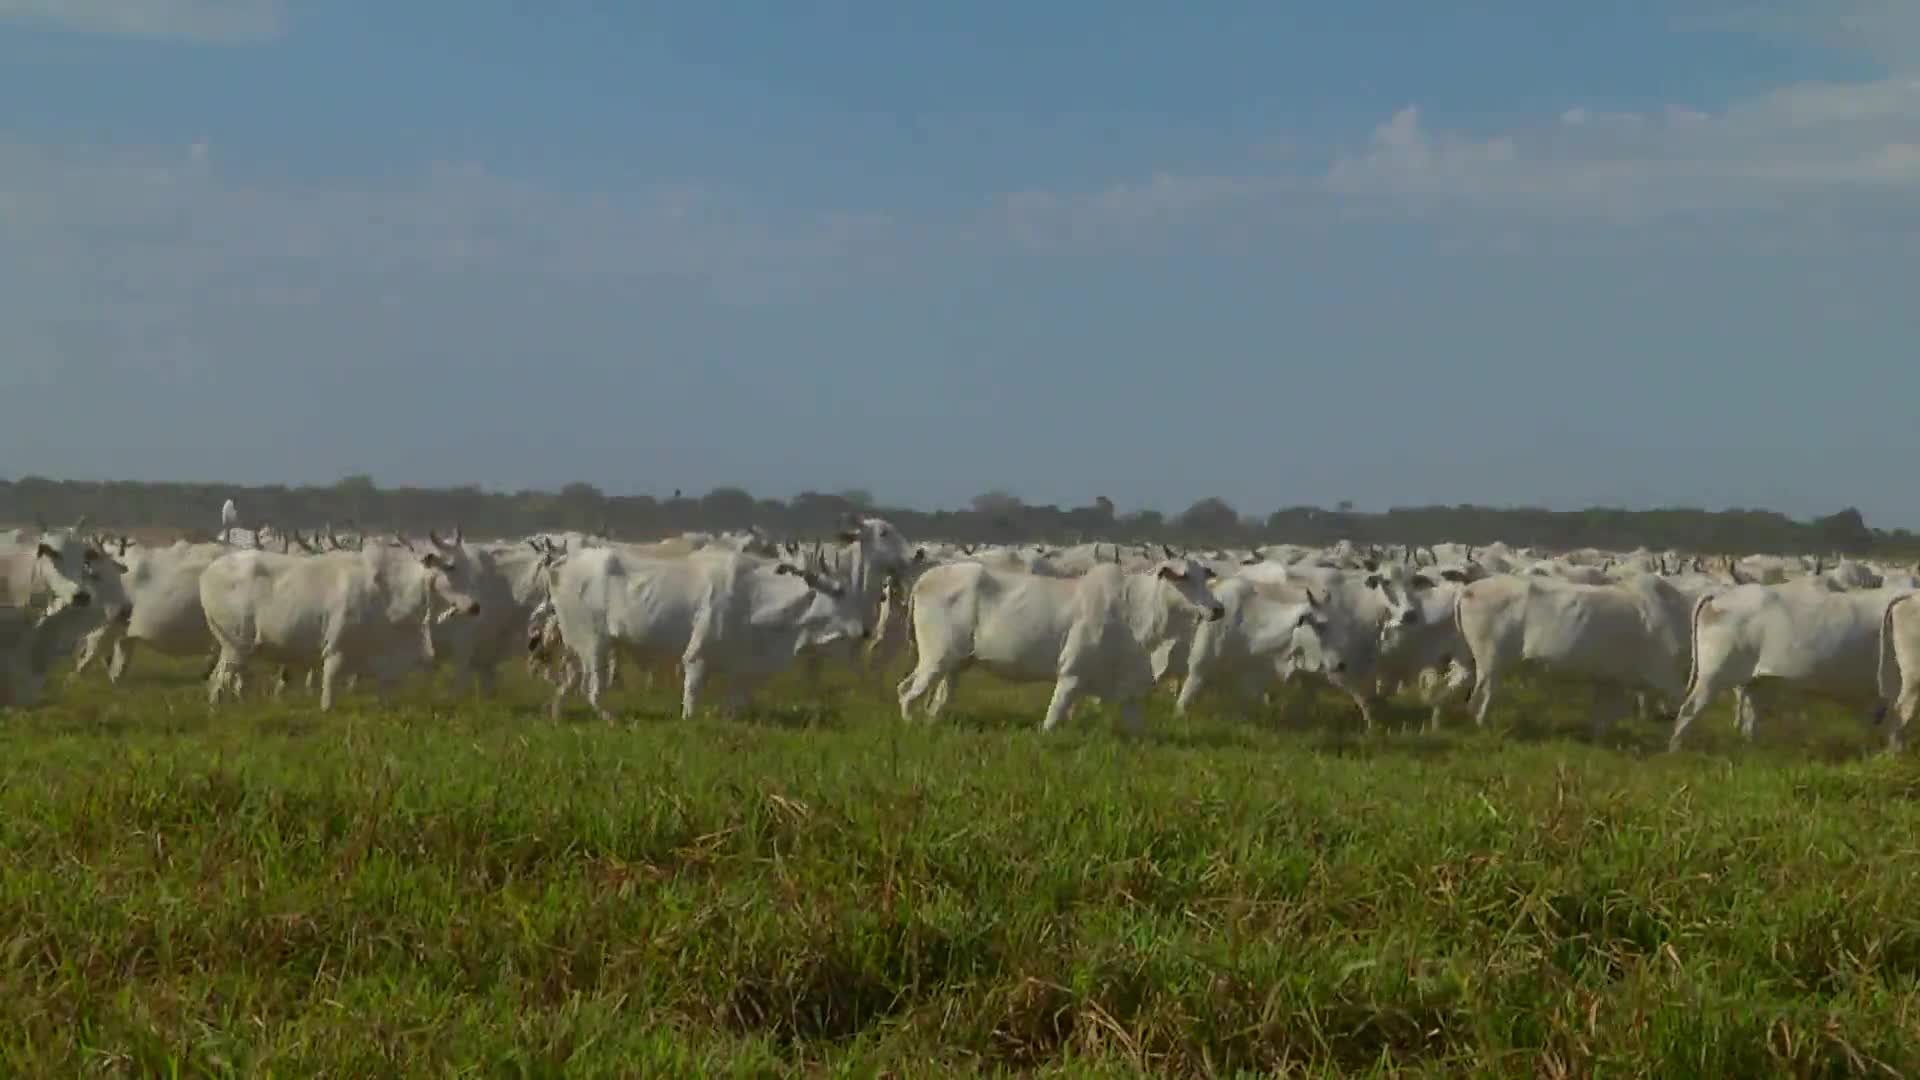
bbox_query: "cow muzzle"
[1206,603,1226,622]
[462,601,481,617]
[70,590,91,608]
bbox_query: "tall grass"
[2,659,1916,1076]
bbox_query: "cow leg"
[200,649,220,683]
[1667,677,1733,754]
[206,651,237,706]
[1174,672,1207,716]
[317,653,345,711]
[107,638,137,684]
[925,674,952,718]
[679,656,706,720]
[1887,678,1920,751]
[1735,687,1758,739]
[896,664,946,724]
[73,625,110,676]
[1041,675,1082,732]
[1115,696,1148,738]
[474,665,498,698]
[1468,663,1503,728]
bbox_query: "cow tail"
[1878,594,1910,713]
[901,577,920,666]
[1681,590,1714,705]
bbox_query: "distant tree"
[972,490,1024,516]
[838,488,875,509]
[1814,507,1873,554]
[560,482,603,501]
[699,486,757,527]
[1177,497,1241,537]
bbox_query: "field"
[6,659,1920,1077]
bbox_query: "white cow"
[1669,580,1913,750]
[201,541,483,709]
[1874,595,1920,749]
[1453,574,1695,733]
[896,559,1225,734]
[546,548,871,720]
[73,540,227,683]
[424,535,558,695]
[1174,576,1325,715]
[0,524,122,612]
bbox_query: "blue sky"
[3,2,1918,525]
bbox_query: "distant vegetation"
[0,474,1903,556]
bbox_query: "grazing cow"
[0,599,130,707]
[1670,580,1913,750]
[73,540,227,683]
[1174,577,1326,715]
[1453,574,1695,733]
[546,548,870,720]
[896,559,1225,734]
[201,541,483,709]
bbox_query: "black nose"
[1332,661,1347,673]
[72,590,91,607]
[116,604,133,624]
[1400,610,1420,625]
[465,602,482,616]
[1208,604,1225,621]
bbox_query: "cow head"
[1154,559,1225,622]
[1365,561,1479,657]
[837,515,915,574]
[32,529,129,614]
[420,532,482,617]
[1286,589,1342,673]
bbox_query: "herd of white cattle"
[6,514,1920,752]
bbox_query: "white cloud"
[1677,1,1920,71]
[0,0,285,42]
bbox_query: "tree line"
[0,475,1906,558]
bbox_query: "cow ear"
[421,551,444,569]
[1410,575,1434,590]
[1439,568,1467,583]
[1156,565,1178,580]
[35,543,55,561]
[775,563,801,577]
[913,547,927,562]
[1364,574,1382,589]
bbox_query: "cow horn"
[454,524,464,545]
[429,529,446,548]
